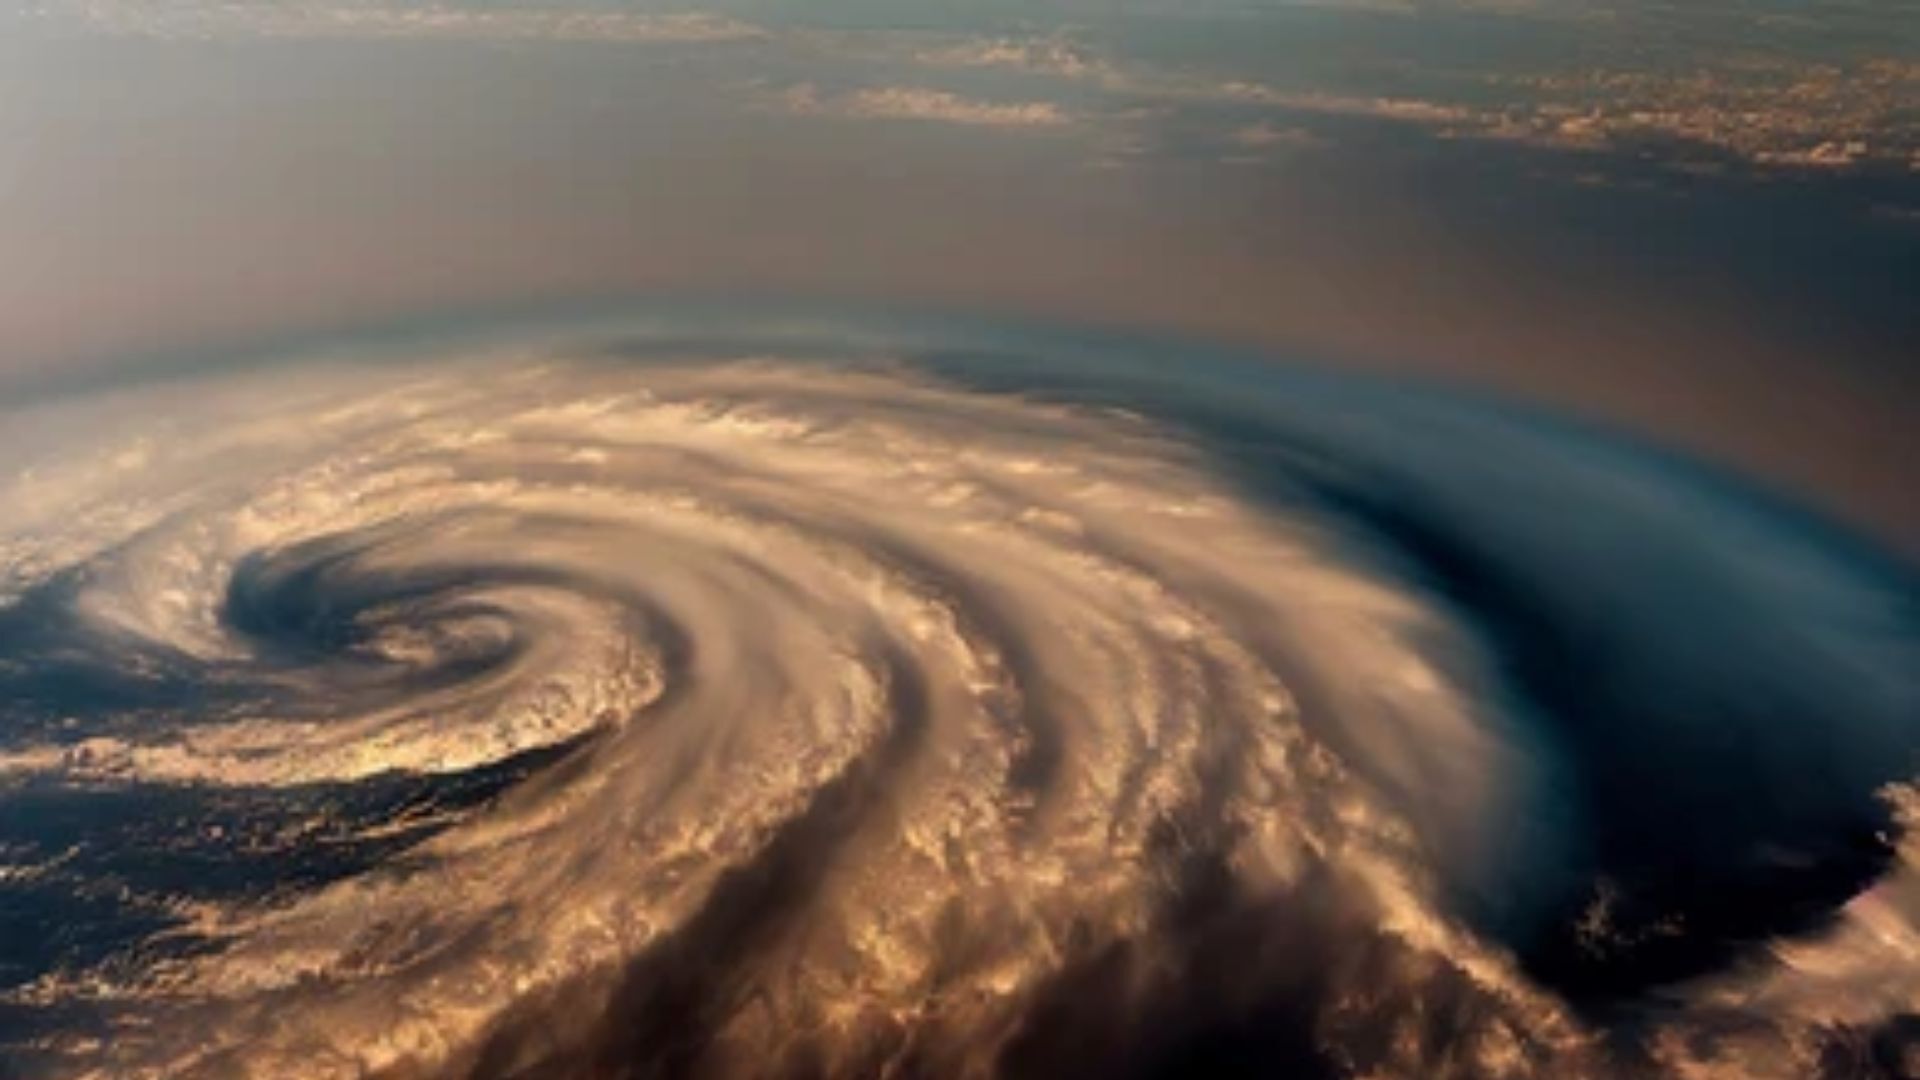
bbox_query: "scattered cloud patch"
[1464,59,1920,173]
[1186,63,1920,175]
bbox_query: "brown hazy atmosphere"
[2,10,1915,552]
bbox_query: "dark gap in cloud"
[1304,469,1902,1003]
[996,850,1344,1080]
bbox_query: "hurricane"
[0,310,1913,1079]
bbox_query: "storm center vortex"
[0,326,1913,1079]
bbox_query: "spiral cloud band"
[0,312,1913,1078]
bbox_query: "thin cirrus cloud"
[13,2,767,42]
[910,35,1112,81]
[1231,120,1323,149]
[779,82,1074,130]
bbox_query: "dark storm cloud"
[454,837,1565,1079]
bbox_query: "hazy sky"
[0,1,1915,549]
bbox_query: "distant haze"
[1,4,1915,552]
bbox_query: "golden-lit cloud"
[2,323,1912,1077]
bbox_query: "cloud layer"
[0,315,1912,1078]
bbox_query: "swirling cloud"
[0,316,1912,1078]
